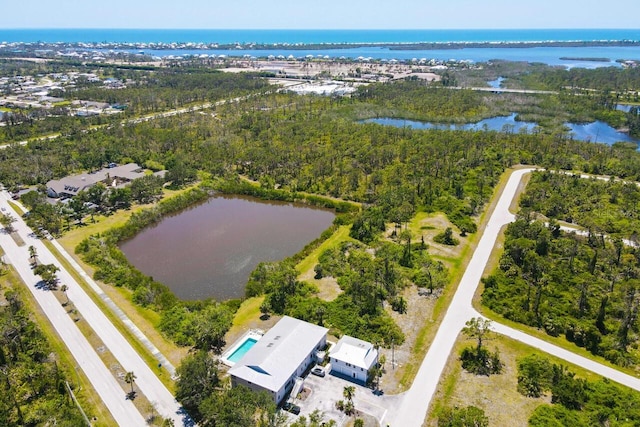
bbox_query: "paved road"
[489,319,640,392]
[0,192,190,426]
[0,93,257,150]
[386,168,640,426]
[0,193,147,426]
[49,237,176,377]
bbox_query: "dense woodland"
[483,215,640,367]
[515,66,640,95]
[521,171,640,237]
[0,288,85,426]
[482,172,640,368]
[518,354,640,426]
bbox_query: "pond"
[119,195,335,301]
[487,77,505,89]
[363,114,537,133]
[362,115,640,146]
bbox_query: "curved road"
[387,168,640,426]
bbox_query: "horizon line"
[2,27,639,31]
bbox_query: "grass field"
[295,225,356,301]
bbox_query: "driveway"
[296,369,401,426]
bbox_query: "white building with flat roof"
[228,316,328,404]
[329,335,378,384]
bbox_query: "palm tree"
[342,386,356,416]
[28,245,37,266]
[124,371,136,396]
[33,263,59,289]
[60,284,69,304]
[343,385,355,405]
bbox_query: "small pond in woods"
[363,115,639,146]
[120,195,335,301]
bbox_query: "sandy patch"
[379,286,440,393]
[425,335,551,427]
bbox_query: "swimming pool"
[228,337,257,364]
[221,330,264,366]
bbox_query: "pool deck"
[220,329,264,367]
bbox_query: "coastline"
[4,39,640,51]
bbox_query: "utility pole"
[392,339,395,370]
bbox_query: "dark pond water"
[363,115,640,146]
[119,195,335,301]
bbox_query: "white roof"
[46,163,145,197]
[229,316,328,393]
[330,335,378,370]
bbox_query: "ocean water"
[106,45,640,68]
[3,29,640,66]
[2,28,640,45]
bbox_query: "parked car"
[282,402,300,415]
[311,366,325,377]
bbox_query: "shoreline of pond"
[361,114,640,147]
[119,193,337,300]
[76,180,358,303]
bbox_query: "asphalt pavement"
[0,191,190,426]
[387,168,640,426]
[0,192,147,426]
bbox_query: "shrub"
[517,354,554,397]
[460,346,503,376]
[434,227,459,246]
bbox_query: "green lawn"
[295,225,356,276]
[227,296,265,338]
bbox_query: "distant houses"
[46,163,146,199]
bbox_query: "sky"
[2,0,640,29]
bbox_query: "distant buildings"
[46,163,146,199]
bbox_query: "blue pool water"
[228,338,257,363]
